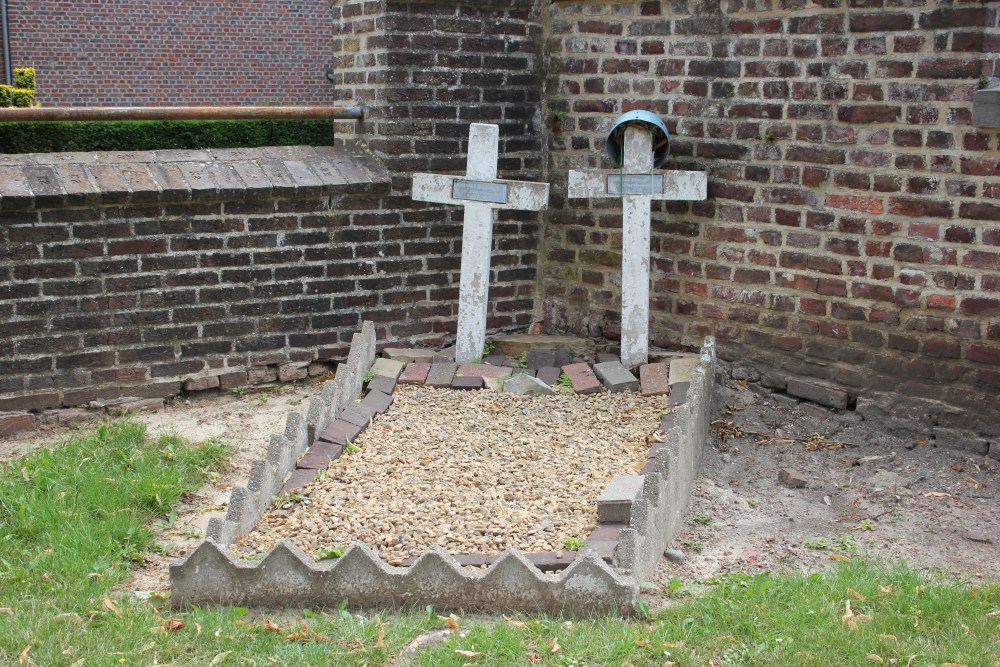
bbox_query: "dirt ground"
[2,372,996,601]
[646,371,998,604]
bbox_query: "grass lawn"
[0,419,996,666]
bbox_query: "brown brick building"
[1,0,999,446]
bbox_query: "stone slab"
[280,467,319,495]
[490,334,596,358]
[366,374,397,396]
[597,475,646,524]
[639,363,670,397]
[340,403,377,428]
[585,523,625,561]
[316,419,364,446]
[536,366,563,388]
[452,376,485,390]
[503,374,556,396]
[297,442,344,470]
[437,346,457,360]
[668,382,689,406]
[183,375,220,392]
[785,378,849,410]
[562,363,601,395]
[382,348,436,364]
[525,349,556,370]
[668,357,700,385]
[361,389,393,414]
[778,468,808,488]
[426,362,457,388]
[593,361,639,393]
[553,348,574,368]
[371,357,404,380]
[483,354,507,366]
[596,352,619,364]
[0,412,37,436]
[398,363,430,385]
[457,363,513,380]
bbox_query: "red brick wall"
[541,0,1000,437]
[331,0,546,338]
[3,0,335,106]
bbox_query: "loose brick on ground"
[366,374,397,395]
[452,376,485,390]
[536,366,562,387]
[593,361,639,393]
[785,378,849,410]
[425,362,457,388]
[398,363,430,385]
[562,362,601,394]
[639,363,670,397]
[316,419,364,446]
[360,389,393,414]
[371,358,404,380]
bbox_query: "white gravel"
[245,385,669,564]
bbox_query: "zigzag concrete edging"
[172,334,716,615]
[169,540,637,615]
[204,322,376,546]
[616,337,716,581]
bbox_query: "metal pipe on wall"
[0,105,364,122]
[1,0,12,86]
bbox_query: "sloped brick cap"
[0,146,390,211]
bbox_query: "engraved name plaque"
[606,174,664,196]
[452,179,509,204]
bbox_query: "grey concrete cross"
[568,125,707,367]
[412,123,549,363]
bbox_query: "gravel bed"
[245,385,669,565]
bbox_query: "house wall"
[539,0,1000,439]
[1,0,335,106]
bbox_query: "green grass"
[0,420,996,666]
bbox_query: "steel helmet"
[605,110,671,168]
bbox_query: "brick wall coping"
[0,145,390,212]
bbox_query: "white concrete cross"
[568,125,708,368]
[412,123,549,363]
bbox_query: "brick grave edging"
[170,330,716,615]
[203,321,377,546]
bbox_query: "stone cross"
[568,124,708,368]
[412,123,549,363]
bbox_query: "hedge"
[0,119,334,153]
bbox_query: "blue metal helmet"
[605,110,671,168]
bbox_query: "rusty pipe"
[0,105,363,122]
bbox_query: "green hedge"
[0,119,334,153]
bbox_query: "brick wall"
[2,0,335,106]
[540,0,1000,438]
[0,147,402,412]
[330,0,547,337]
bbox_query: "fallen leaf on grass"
[503,615,528,629]
[455,650,482,658]
[548,637,561,654]
[439,614,461,629]
[867,655,884,663]
[103,595,123,618]
[21,467,31,482]
[880,586,893,594]
[164,618,184,632]
[209,651,230,666]
[942,664,970,667]
[260,621,281,632]
[0,607,13,615]
[829,554,851,562]
[848,588,866,601]
[879,634,898,643]
[375,615,386,649]
[18,645,30,665]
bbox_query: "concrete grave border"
[170,324,716,615]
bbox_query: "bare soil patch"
[646,375,998,603]
[245,386,667,564]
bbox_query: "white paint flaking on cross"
[412,124,550,363]
[568,125,708,368]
